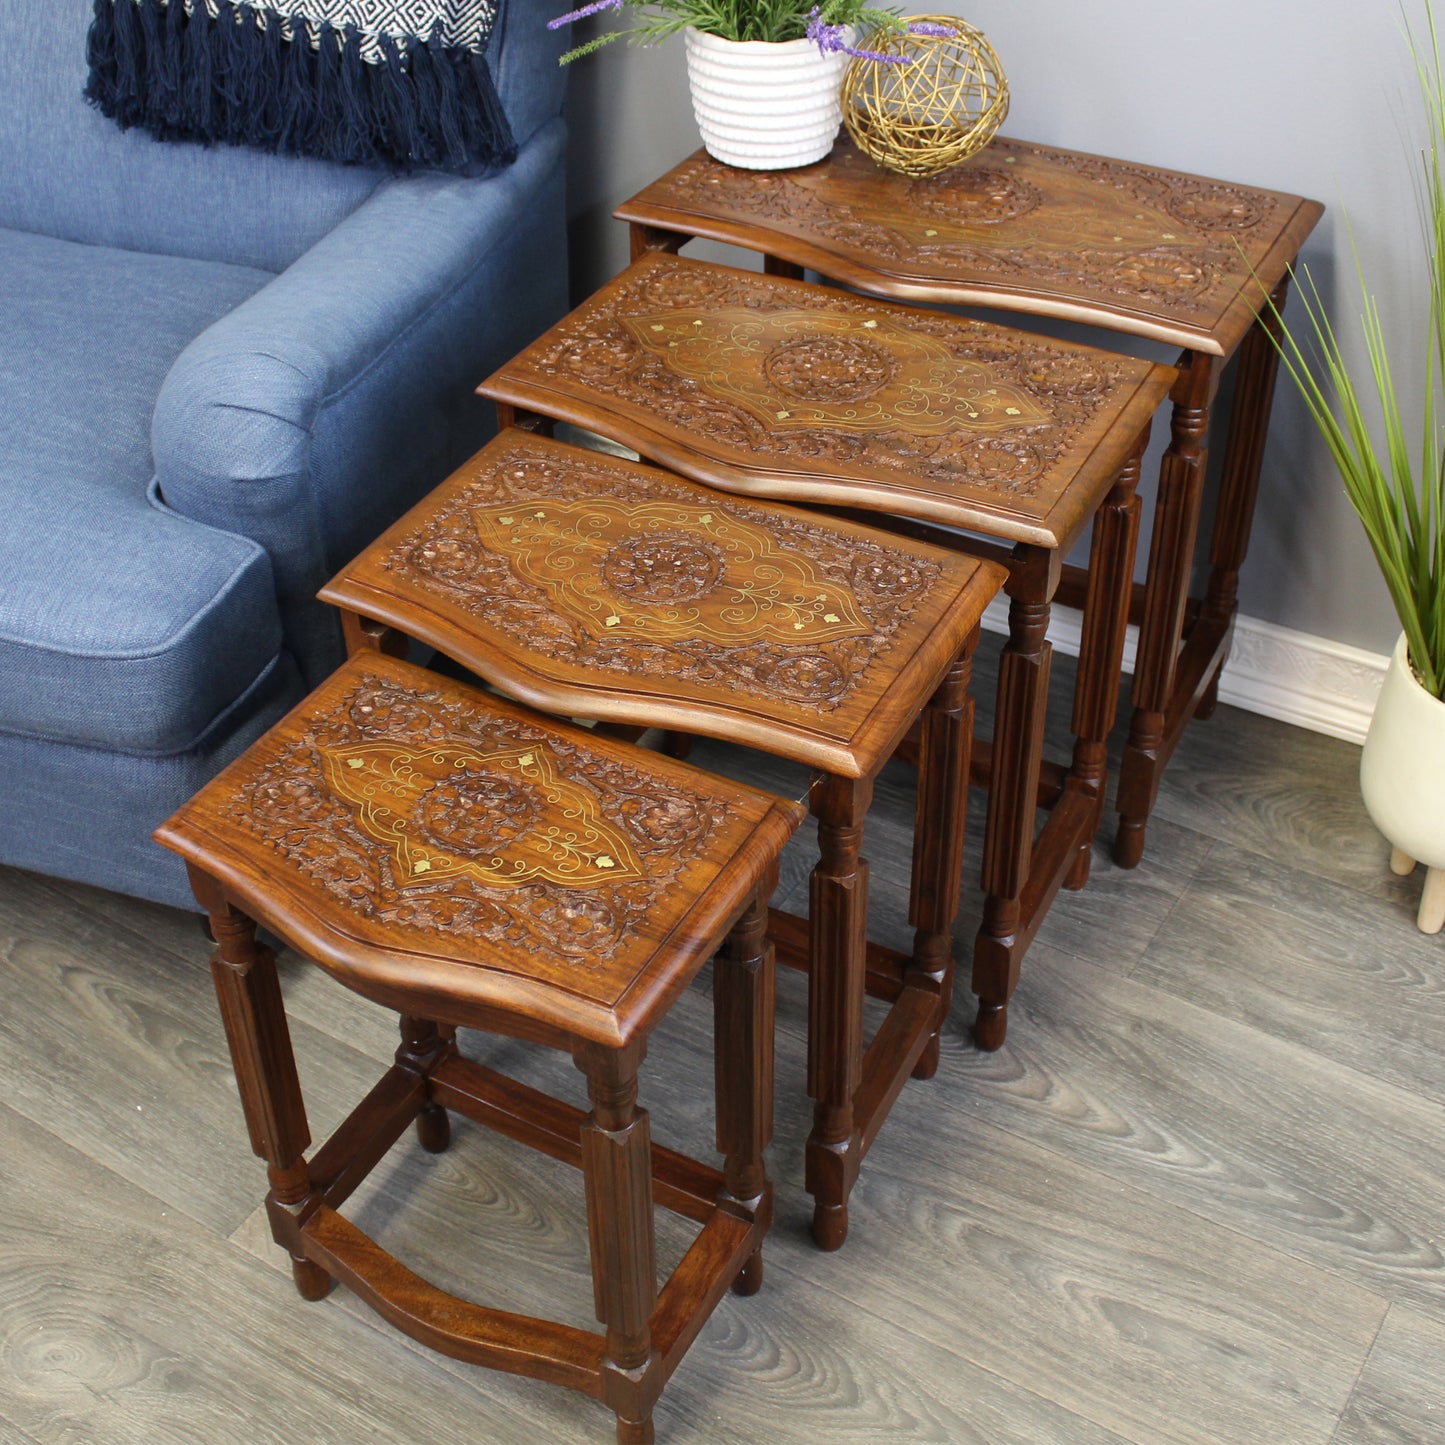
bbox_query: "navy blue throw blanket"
[84,0,516,173]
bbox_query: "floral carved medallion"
[226,670,727,965]
[908,166,1044,226]
[321,738,645,889]
[515,261,1137,511]
[622,306,1049,436]
[469,496,873,647]
[376,442,951,718]
[632,140,1297,331]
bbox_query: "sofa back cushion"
[0,0,565,272]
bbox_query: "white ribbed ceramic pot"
[684,28,848,170]
[1360,633,1445,869]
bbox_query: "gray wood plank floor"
[2,645,1442,1444]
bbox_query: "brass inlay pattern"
[472,497,874,644]
[220,670,728,966]
[322,739,645,889]
[623,307,1049,435]
[647,142,1289,323]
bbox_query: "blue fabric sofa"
[0,0,569,909]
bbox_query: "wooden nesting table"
[323,430,1004,1247]
[156,654,804,1443]
[617,138,1323,866]
[476,253,1174,1050]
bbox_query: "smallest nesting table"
[156,653,804,1445]
[322,429,1004,1249]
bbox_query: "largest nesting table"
[476,252,1174,1053]
[617,138,1323,866]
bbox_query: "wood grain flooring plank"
[1331,1306,1445,1444]
[230,1059,1140,1445]
[805,1109,1386,1445]
[0,866,410,1235]
[1032,816,1215,975]
[658,1250,1143,1445]
[19,867,406,1067]
[940,942,1445,1324]
[4,672,1429,1445]
[1130,846,1445,1107]
[0,1103,593,1445]
[1145,703,1420,907]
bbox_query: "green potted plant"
[550,0,953,169]
[1274,6,1445,931]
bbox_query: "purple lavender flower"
[806,6,909,62]
[805,7,849,53]
[548,0,623,31]
[906,20,958,37]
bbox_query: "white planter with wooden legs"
[1360,632,1445,933]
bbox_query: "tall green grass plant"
[1272,5,1445,698]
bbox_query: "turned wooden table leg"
[188,865,331,1302]
[1066,435,1146,890]
[1115,352,1216,868]
[907,631,978,1080]
[1195,276,1291,720]
[578,1040,658,1445]
[805,770,874,1251]
[763,254,805,280]
[396,1016,457,1154]
[340,609,408,660]
[493,402,555,437]
[972,552,1055,1051]
[628,222,688,262]
[714,882,776,1296]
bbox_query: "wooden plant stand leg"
[713,884,776,1296]
[578,1040,659,1445]
[805,770,875,1252]
[1065,436,1146,891]
[1419,868,1445,935]
[972,550,1055,1052]
[1195,277,1291,721]
[1114,351,1217,868]
[188,865,331,1302]
[907,632,978,1080]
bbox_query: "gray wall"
[564,0,1426,656]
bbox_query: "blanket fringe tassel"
[84,0,517,173]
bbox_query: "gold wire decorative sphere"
[841,16,1009,178]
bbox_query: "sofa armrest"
[152,117,568,682]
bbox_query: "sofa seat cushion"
[0,227,285,754]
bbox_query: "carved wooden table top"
[155,654,802,1047]
[480,255,1173,550]
[322,433,1004,778]
[616,139,1324,357]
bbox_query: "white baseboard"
[979,599,1388,746]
